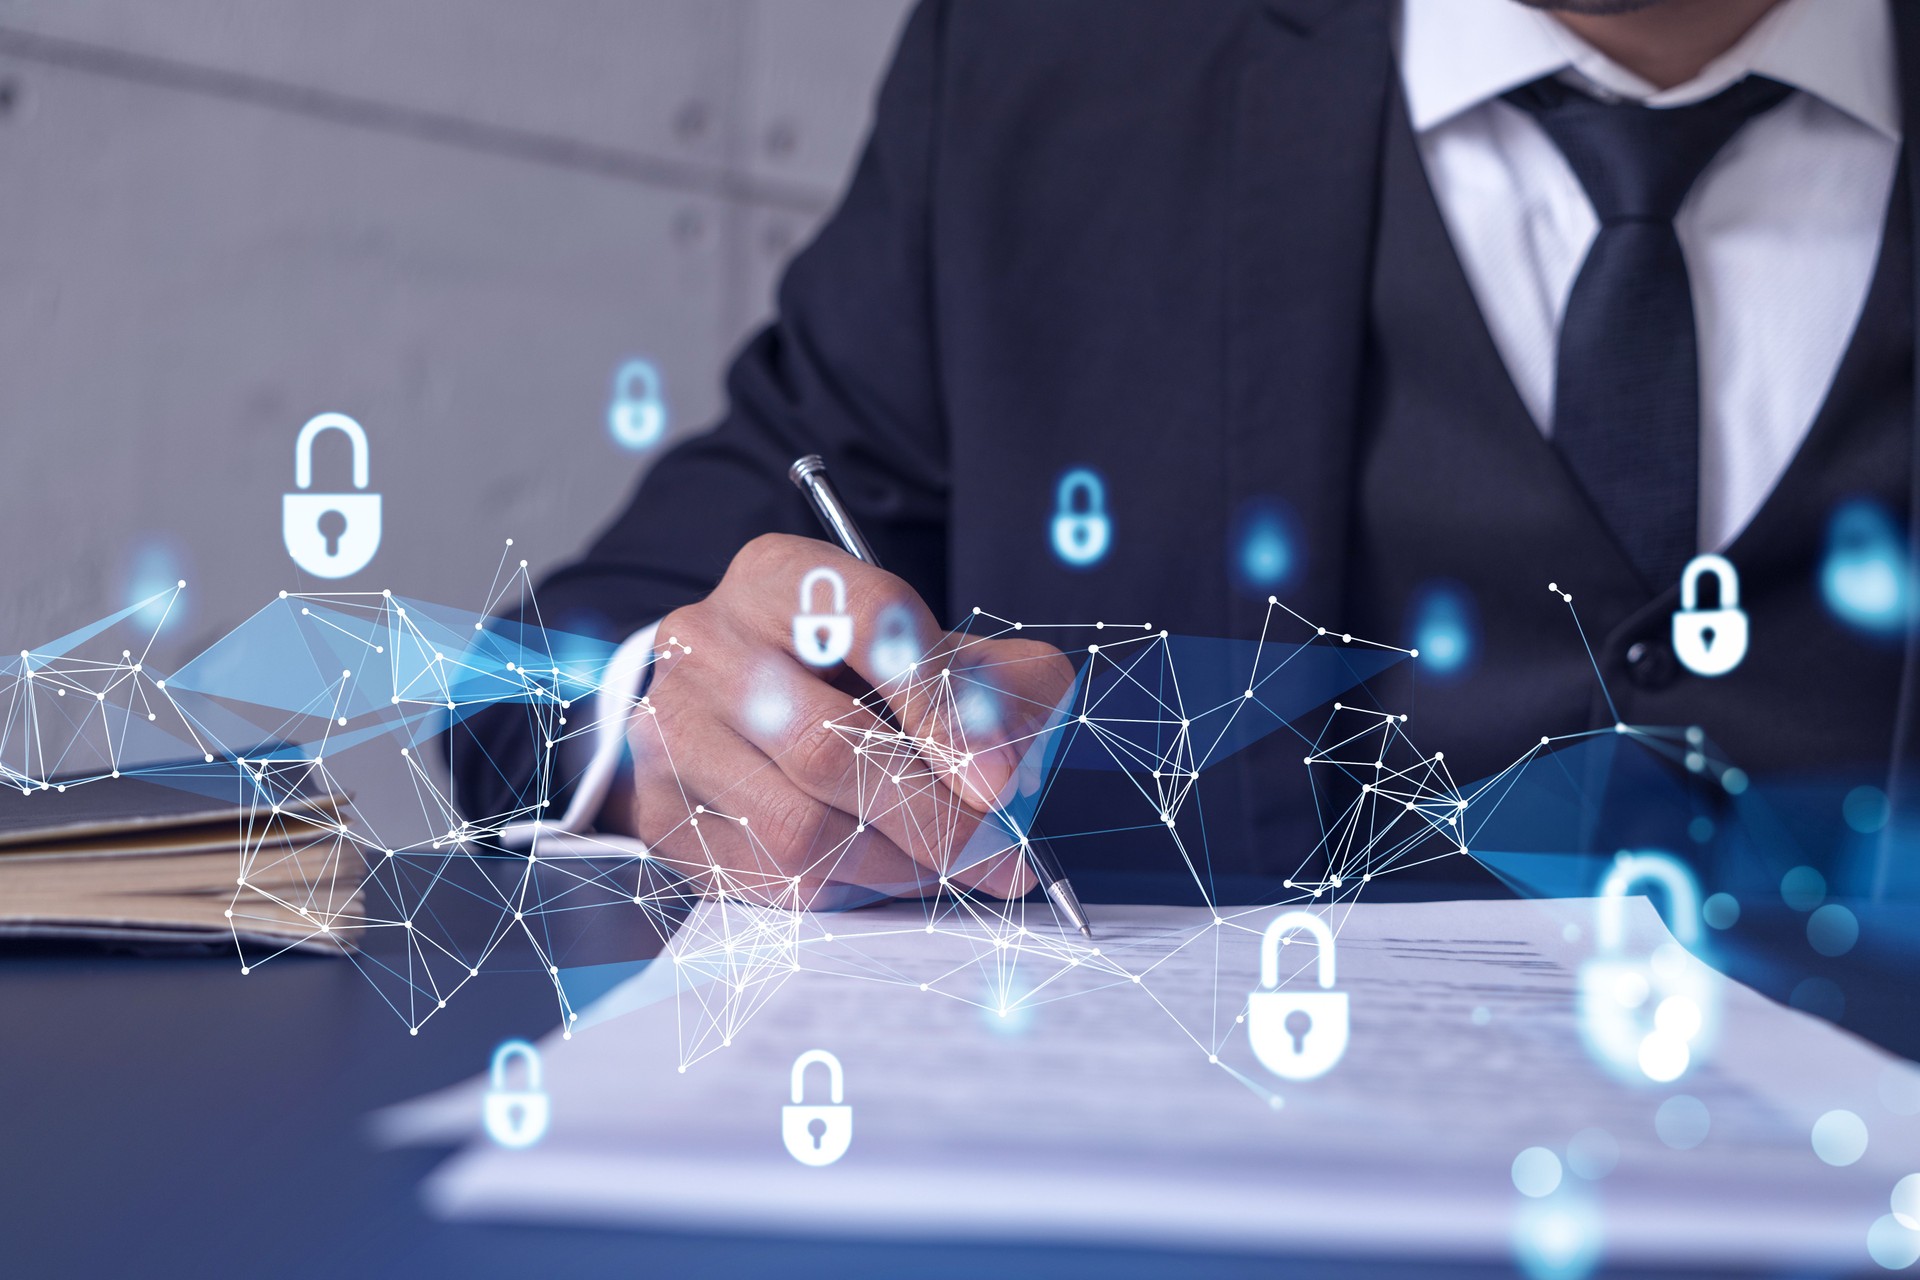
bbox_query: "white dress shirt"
[1398,0,1901,554]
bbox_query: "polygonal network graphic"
[0,554,1741,1083]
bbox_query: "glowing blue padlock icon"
[283,413,381,579]
[1671,554,1747,677]
[1577,852,1718,1085]
[869,603,920,684]
[1822,501,1911,634]
[482,1039,550,1148]
[1050,468,1111,568]
[781,1049,852,1166]
[608,358,666,450]
[1248,910,1349,1081]
[793,567,854,667]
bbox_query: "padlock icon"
[793,567,854,667]
[1248,910,1349,1080]
[1050,468,1112,568]
[781,1049,852,1166]
[1577,852,1718,1085]
[482,1039,551,1148]
[608,358,666,450]
[1821,500,1910,634]
[869,603,920,684]
[1670,553,1747,677]
[283,413,381,579]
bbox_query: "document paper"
[380,895,1920,1266]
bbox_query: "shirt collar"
[1398,0,1900,141]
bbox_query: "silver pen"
[788,454,1094,940]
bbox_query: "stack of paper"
[0,768,356,951]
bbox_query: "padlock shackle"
[790,1048,844,1104]
[490,1038,542,1090]
[1259,910,1336,990]
[294,413,371,491]
[1596,851,1702,952]
[615,358,661,401]
[1056,468,1104,516]
[799,567,849,616]
[1678,553,1739,610]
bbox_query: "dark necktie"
[1504,75,1792,590]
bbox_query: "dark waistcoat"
[1337,91,1913,875]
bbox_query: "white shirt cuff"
[499,620,658,846]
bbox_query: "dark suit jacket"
[467,0,1920,892]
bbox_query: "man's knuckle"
[754,787,830,862]
[786,718,853,790]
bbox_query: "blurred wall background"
[0,0,914,669]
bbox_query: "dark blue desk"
[0,880,1904,1279]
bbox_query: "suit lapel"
[1225,0,1392,638]
[1223,0,1392,865]
[1880,0,1920,900]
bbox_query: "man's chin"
[1510,0,1669,13]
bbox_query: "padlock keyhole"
[1285,1008,1313,1053]
[317,508,348,556]
[808,1117,827,1149]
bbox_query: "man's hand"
[621,534,1075,909]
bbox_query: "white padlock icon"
[482,1039,551,1148]
[1671,554,1747,677]
[1578,852,1718,1085]
[608,358,666,450]
[792,567,854,667]
[1248,910,1349,1081]
[283,413,382,579]
[781,1049,852,1166]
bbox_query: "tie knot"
[1504,75,1793,224]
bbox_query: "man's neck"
[1551,0,1785,90]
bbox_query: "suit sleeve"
[448,0,953,822]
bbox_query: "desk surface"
[0,885,1905,1279]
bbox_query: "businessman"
[455,0,1915,904]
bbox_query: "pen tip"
[1079,924,1093,940]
